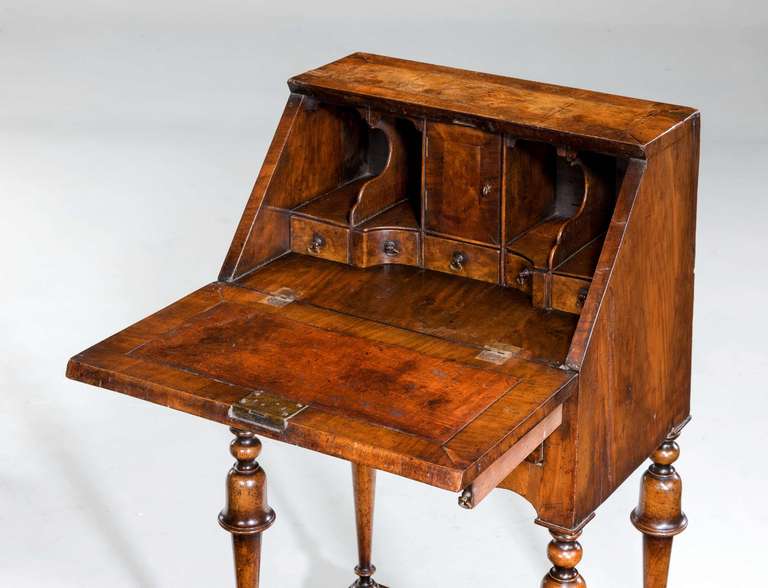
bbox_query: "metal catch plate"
[259,287,296,308]
[229,390,307,432]
[475,347,515,365]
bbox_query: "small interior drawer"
[551,274,591,314]
[423,235,500,283]
[351,228,420,268]
[291,217,349,263]
[504,252,534,294]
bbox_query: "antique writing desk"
[67,54,699,587]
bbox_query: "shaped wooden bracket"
[547,155,614,270]
[349,117,410,226]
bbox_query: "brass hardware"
[258,287,296,308]
[557,145,579,162]
[265,292,295,307]
[452,118,477,128]
[458,488,473,509]
[307,232,325,254]
[449,251,467,272]
[229,390,307,432]
[481,182,493,197]
[516,267,532,287]
[475,346,515,365]
[525,443,545,465]
[577,287,589,307]
[383,239,400,257]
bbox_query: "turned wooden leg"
[219,428,276,588]
[631,432,687,588]
[541,529,586,587]
[349,463,387,588]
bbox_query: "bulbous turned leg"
[349,463,387,588]
[219,428,276,588]
[541,530,586,587]
[631,432,687,588]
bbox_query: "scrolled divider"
[349,117,409,226]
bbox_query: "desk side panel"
[220,95,304,281]
[573,115,699,521]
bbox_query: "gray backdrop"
[2,1,766,586]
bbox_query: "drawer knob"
[577,287,589,307]
[449,251,467,272]
[307,232,325,254]
[481,182,493,197]
[516,267,532,287]
[383,239,400,257]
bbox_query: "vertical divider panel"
[499,137,510,285]
[349,117,407,226]
[419,119,428,268]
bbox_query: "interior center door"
[424,122,502,245]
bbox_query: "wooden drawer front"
[504,252,534,295]
[352,228,420,268]
[291,217,349,263]
[425,122,502,244]
[424,235,499,283]
[551,274,591,314]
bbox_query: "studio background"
[1,2,765,586]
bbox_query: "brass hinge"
[259,287,296,307]
[229,390,307,433]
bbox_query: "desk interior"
[236,253,579,366]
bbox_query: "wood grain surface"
[290,53,697,157]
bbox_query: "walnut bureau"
[67,53,700,587]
